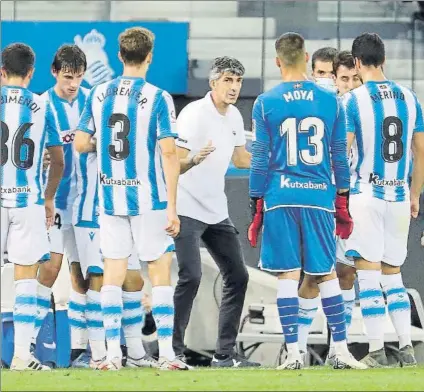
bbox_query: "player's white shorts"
[48,207,78,263]
[74,225,140,278]
[1,204,50,266]
[346,192,410,266]
[99,209,175,261]
[336,238,354,267]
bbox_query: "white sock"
[101,285,123,361]
[122,290,146,359]
[329,288,355,355]
[68,290,88,350]
[151,286,175,361]
[357,270,386,353]
[14,279,37,360]
[277,279,300,357]
[86,289,106,361]
[32,283,52,344]
[381,273,412,349]
[297,296,319,354]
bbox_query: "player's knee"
[336,265,356,290]
[70,263,88,293]
[298,275,320,298]
[123,269,144,291]
[381,262,401,276]
[88,274,103,292]
[38,259,62,287]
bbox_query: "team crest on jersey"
[378,84,388,90]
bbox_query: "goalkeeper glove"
[335,191,354,240]
[248,197,264,247]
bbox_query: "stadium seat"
[110,1,238,20]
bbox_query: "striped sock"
[68,290,88,350]
[101,285,123,360]
[122,290,146,359]
[357,270,386,353]
[277,279,299,356]
[152,286,175,361]
[297,296,319,354]
[381,273,412,349]
[14,279,37,360]
[319,279,346,344]
[86,289,106,361]
[32,283,52,344]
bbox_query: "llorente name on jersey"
[96,87,148,108]
[0,94,41,113]
[99,173,141,186]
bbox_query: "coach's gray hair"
[209,56,245,82]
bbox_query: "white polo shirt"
[176,92,246,224]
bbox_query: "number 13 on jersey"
[280,117,324,166]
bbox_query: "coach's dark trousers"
[172,216,249,356]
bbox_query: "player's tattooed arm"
[75,131,96,153]
[44,145,64,227]
[160,137,181,238]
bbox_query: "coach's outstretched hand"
[248,197,264,247]
[335,191,354,239]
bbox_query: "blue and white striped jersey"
[73,150,99,227]
[78,77,178,216]
[1,86,62,208]
[345,81,424,202]
[42,87,90,211]
[249,81,350,212]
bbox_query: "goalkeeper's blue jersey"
[249,80,350,212]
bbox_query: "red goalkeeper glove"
[335,191,354,240]
[248,197,264,247]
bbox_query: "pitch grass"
[2,366,424,391]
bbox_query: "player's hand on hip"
[411,195,420,218]
[166,209,180,238]
[248,197,264,247]
[335,191,354,239]
[45,199,55,229]
[193,140,216,165]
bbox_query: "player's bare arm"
[410,132,424,218]
[177,141,216,174]
[44,145,64,227]
[160,137,181,237]
[232,145,251,168]
[74,130,96,153]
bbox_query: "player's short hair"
[274,32,305,67]
[352,32,385,67]
[52,44,87,74]
[311,47,338,70]
[1,43,35,78]
[209,56,245,81]
[119,27,155,65]
[333,50,355,76]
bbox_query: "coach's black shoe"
[211,353,261,368]
[398,345,417,367]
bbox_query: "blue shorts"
[259,207,336,275]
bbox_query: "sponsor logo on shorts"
[280,175,328,190]
[368,173,405,187]
[1,186,31,194]
[89,231,95,241]
[99,173,141,186]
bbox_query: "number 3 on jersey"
[108,113,131,161]
[280,117,324,166]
